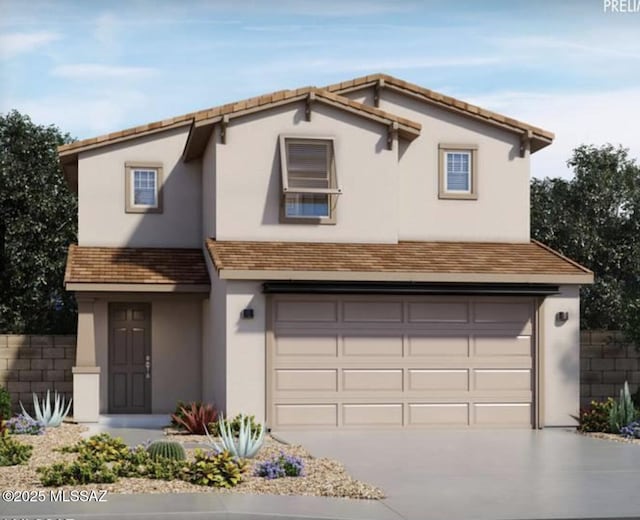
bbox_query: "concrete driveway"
[276,428,640,520]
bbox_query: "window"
[125,162,163,213]
[438,144,478,200]
[279,137,340,223]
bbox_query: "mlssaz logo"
[603,0,640,12]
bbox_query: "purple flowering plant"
[620,420,640,439]
[254,451,304,479]
[6,413,45,435]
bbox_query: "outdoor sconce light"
[241,308,255,319]
[556,311,569,322]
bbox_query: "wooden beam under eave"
[520,130,532,158]
[220,115,229,145]
[305,92,315,122]
[387,121,398,150]
[373,78,385,108]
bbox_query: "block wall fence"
[0,333,638,414]
[0,335,75,413]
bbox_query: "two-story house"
[59,74,592,430]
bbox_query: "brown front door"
[109,303,151,413]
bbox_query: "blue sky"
[1,0,639,179]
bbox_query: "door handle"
[145,355,151,379]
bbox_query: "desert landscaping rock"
[0,423,384,499]
[579,431,640,445]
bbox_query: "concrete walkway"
[4,427,640,520]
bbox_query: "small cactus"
[146,441,186,461]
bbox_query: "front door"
[109,303,151,413]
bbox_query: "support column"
[72,297,100,422]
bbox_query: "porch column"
[72,297,100,422]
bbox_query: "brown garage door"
[268,295,536,429]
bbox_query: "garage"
[268,295,537,429]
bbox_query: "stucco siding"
[202,132,216,240]
[78,127,202,247]
[343,88,530,243]
[541,285,581,426]
[203,252,227,409]
[214,102,398,243]
[224,280,266,421]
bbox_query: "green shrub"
[146,440,186,461]
[575,399,614,432]
[208,413,263,437]
[61,433,129,462]
[609,381,638,433]
[0,387,11,420]
[113,446,182,481]
[0,431,32,466]
[37,458,117,486]
[182,449,246,488]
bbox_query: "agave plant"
[19,390,72,428]
[608,381,638,433]
[205,413,265,459]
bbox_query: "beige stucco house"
[59,74,592,429]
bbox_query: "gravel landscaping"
[578,431,640,445]
[0,423,384,499]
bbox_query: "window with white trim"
[438,145,477,200]
[279,136,340,223]
[125,162,163,213]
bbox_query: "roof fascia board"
[218,269,594,284]
[66,282,210,293]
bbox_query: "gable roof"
[58,86,421,165]
[64,245,210,291]
[205,239,593,284]
[325,73,554,152]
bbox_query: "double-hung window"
[438,144,478,199]
[125,162,163,213]
[279,136,340,223]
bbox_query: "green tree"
[0,111,77,333]
[531,144,640,342]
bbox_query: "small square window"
[279,136,341,224]
[125,162,163,213]
[438,145,477,200]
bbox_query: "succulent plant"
[205,413,265,459]
[170,402,217,435]
[608,381,638,433]
[146,440,186,461]
[19,390,72,428]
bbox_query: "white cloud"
[0,31,60,59]
[467,88,640,179]
[52,64,158,80]
[0,90,150,136]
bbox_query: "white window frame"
[279,136,341,224]
[438,144,478,200]
[125,162,163,213]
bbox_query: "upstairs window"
[438,144,478,200]
[125,162,163,213]
[279,136,340,224]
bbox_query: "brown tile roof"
[65,245,210,285]
[325,73,554,147]
[58,86,420,159]
[205,239,592,281]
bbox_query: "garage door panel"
[408,369,469,391]
[342,369,403,391]
[408,302,469,323]
[474,403,532,426]
[407,335,469,357]
[275,370,337,392]
[474,302,532,324]
[276,301,337,322]
[275,334,338,357]
[474,369,531,391]
[474,335,532,357]
[342,404,403,426]
[342,335,403,357]
[408,403,469,426]
[275,404,337,427]
[343,301,403,322]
